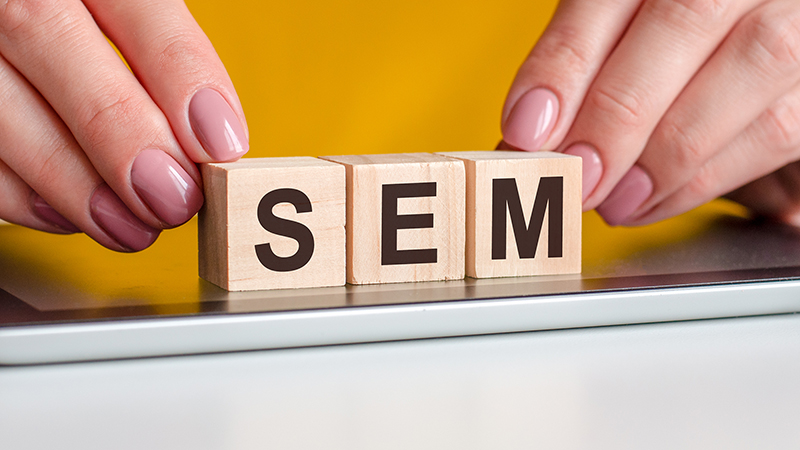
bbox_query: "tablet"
[3,203,800,365]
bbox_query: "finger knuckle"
[647,0,729,32]
[762,97,800,152]
[81,93,147,149]
[0,0,37,37]
[0,0,63,41]
[686,164,722,199]
[31,146,65,190]
[654,121,708,172]
[527,25,596,75]
[745,7,800,73]
[153,30,205,74]
[14,135,67,191]
[587,84,648,129]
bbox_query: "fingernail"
[502,88,559,151]
[564,143,602,202]
[132,149,204,227]
[189,88,248,161]
[32,195,80,233]
[596,166,653,226]
[90,184,160,252]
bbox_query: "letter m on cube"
[440,151,582,278]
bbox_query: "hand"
[0,0,248,251]
[499,0,800,226]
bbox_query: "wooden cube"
[320,153,465,285]
[439,151,581,278]
[199,157,346,291]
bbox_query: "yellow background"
[187,0,558,157]
[0,0,747,308]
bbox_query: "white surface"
[1,314,799,449]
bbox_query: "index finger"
[501,0,641,152]
[85,0,250,164]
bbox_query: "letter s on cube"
[199,157,346,291]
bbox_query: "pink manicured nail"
[132,149,204,227]
[33,195,80,233]
[90,184,160,252]
[564,143,602,202]
[502,88,559,151]
[596,166,653,226]
[189,88,248,161]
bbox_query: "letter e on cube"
[321,153,465,285]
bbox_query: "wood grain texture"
[198,157,346,291]
[321,153,465,285]
[439,151,581,278]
